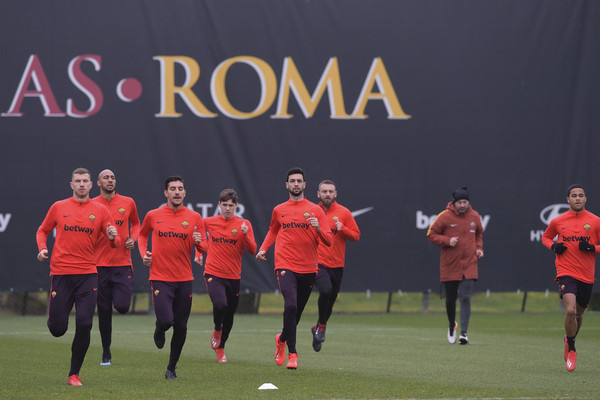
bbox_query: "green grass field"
[1,308,600,400]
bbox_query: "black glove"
[579,240,596,252]
[551,242,567,254]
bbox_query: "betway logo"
[64,224,94,234]
[0,213,12,233]
[561,235,591,242]
[282,222,310,230]
[2,54,410,120]
[416,211,490,231]
[530,203,570,242]
[211,237,238,245]
[158,230,188,240]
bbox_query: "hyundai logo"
[540,204,570,225]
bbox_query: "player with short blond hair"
[36,168,119,386]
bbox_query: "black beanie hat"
[452,186,469,202]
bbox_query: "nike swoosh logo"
[451,224,457,227]
[351,207,374,218]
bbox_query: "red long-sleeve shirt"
[542,209,600,284]
[202,215,257,279]
[138,205,207,282]
[93,193,140,267]
[259,198,333,274]
[36,197,118,275]
[317,201,361,268]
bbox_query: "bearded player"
[310,180,360,352]
[256,167,333,369]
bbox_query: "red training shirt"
[542,209,600,284]
[93,193,140,267]
[317,201,361,268]
[259,198,333,274]
[138,205,207,282]
[36,197,118,275]
[202,215,257,279]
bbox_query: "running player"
[256,167,333,369]
[195,189,257,363]
[93,169,140,366]
[138,176,206,380]
[310,180,360,351]
[427,186,484,345]
[542,184,600,372]
[36,168,119,386]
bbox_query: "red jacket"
[426,202,483,282]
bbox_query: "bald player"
[93,169,140,366]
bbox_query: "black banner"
[1,1,598,293]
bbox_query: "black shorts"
[557,276,593,308]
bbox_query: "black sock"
[567,336,576,352]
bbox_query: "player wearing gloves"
[542,184,600,372]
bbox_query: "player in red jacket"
[542,184,600,372]
[93,169,140,366]
[195,189,257,363]
[256,167,333,370]
[427,187,484,345]
[36,168,118,386]
[138,176,207,380]
[310,180,360,352]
